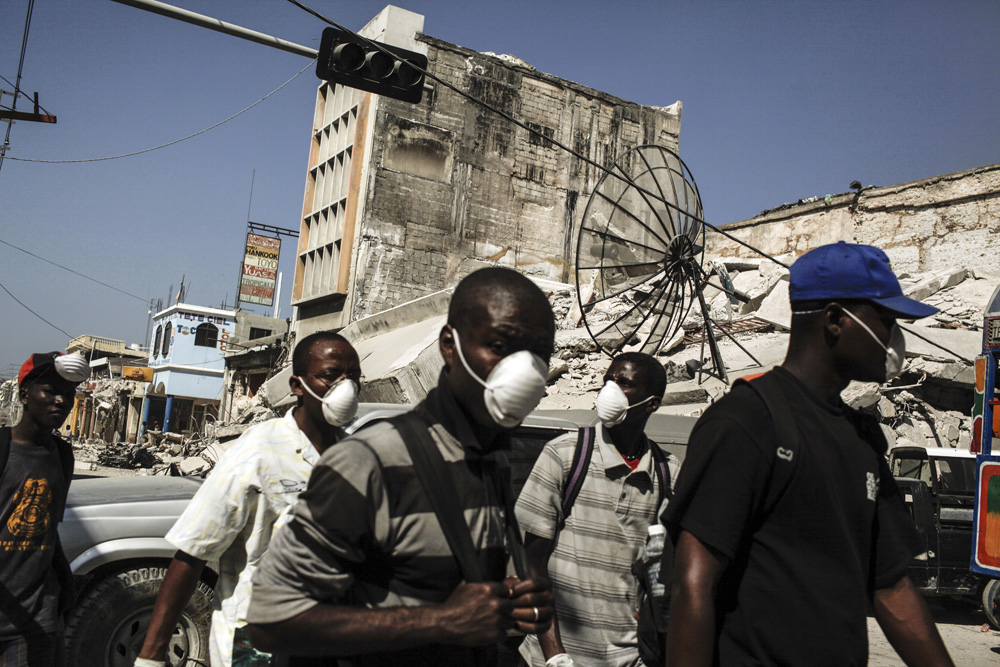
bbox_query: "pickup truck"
[59,407,695,667]
[889,445,1000,628]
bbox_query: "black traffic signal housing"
[316,27,428,104]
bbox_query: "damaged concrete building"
[291,5,682,339]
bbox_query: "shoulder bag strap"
[390,412,484,583]
[560,426,594,523]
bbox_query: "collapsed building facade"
[291,6,683,339]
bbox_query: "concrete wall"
[705,163,1000,275]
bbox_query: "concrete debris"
[537,261,994,452]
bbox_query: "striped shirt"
[515,427,679,667]
[248,383,510,666]
[166,408,321,667]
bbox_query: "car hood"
[67,476,204,508]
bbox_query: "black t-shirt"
[663,367,920,666]
[0,433,70,638]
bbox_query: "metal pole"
[273,271,282,319]
[110,0,318,58]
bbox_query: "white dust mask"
[842,308,905,382]
[297,376,359,426]
[451,328,548,428]
[596,380,655,428]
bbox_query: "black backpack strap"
[647,438,673,503]
[0,427,11,483]
[486,451,530,580]
[389,412,484,583]
[732,372,800,513]
[560,426,595,524]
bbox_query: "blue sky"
[2,0,998,374]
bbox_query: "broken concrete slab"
[179,456,209,475]
[903,268,968,301]
[901,324,980,363]
[660,388,710,406]
[755,278,791,330]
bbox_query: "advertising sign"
[240,234,280,306]
[122,366,154,382]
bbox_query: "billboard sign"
[122,366,154,382]
[240,233,280,306]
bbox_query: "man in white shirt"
[133,331,361,667]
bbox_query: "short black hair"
[610,352,667,398]
[448,267,554,334]
[292,331,351,376]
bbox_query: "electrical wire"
[0,280,72,338]
[0,237,148,303]
[284,0,787,268]
[4,59,315,164]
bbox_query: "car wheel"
[65,566,213,667]
[983,578,1000,630]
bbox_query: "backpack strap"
[560,426,595,523]
[0,427,11,483]
[562,427,674,524]
[732,372,801,513]
[389,412,484,583]
[646,437,673,502]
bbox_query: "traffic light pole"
[110,0,318,58]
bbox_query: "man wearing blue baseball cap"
[664,242,955,666]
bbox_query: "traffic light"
[316,27,428,104]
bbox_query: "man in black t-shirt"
[664,243,955,666]
[0,352,89,666]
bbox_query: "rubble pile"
[540,257,995,454]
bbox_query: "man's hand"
[436,577,553,646]
[506,575,553,635]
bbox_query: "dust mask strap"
[841,308,905,381]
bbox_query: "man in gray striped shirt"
[247,268,556,665]
[516,353,677,667]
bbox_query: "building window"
[194,323,219,348]
[249,327,271,340]
[153,325,162,359]
[161,323,172,357]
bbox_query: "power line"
[4,59,314,164]
[0,281,71,338]
[0,237,148,302]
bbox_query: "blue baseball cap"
[789,242,938,318]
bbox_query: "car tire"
[983,578,1000,630]
[65,566,213,667]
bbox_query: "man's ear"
[439,324,455,374]
[288,374,305,399]
[824,303,846,338]
[646,397,661,414]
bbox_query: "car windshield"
[892,453,976,493]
